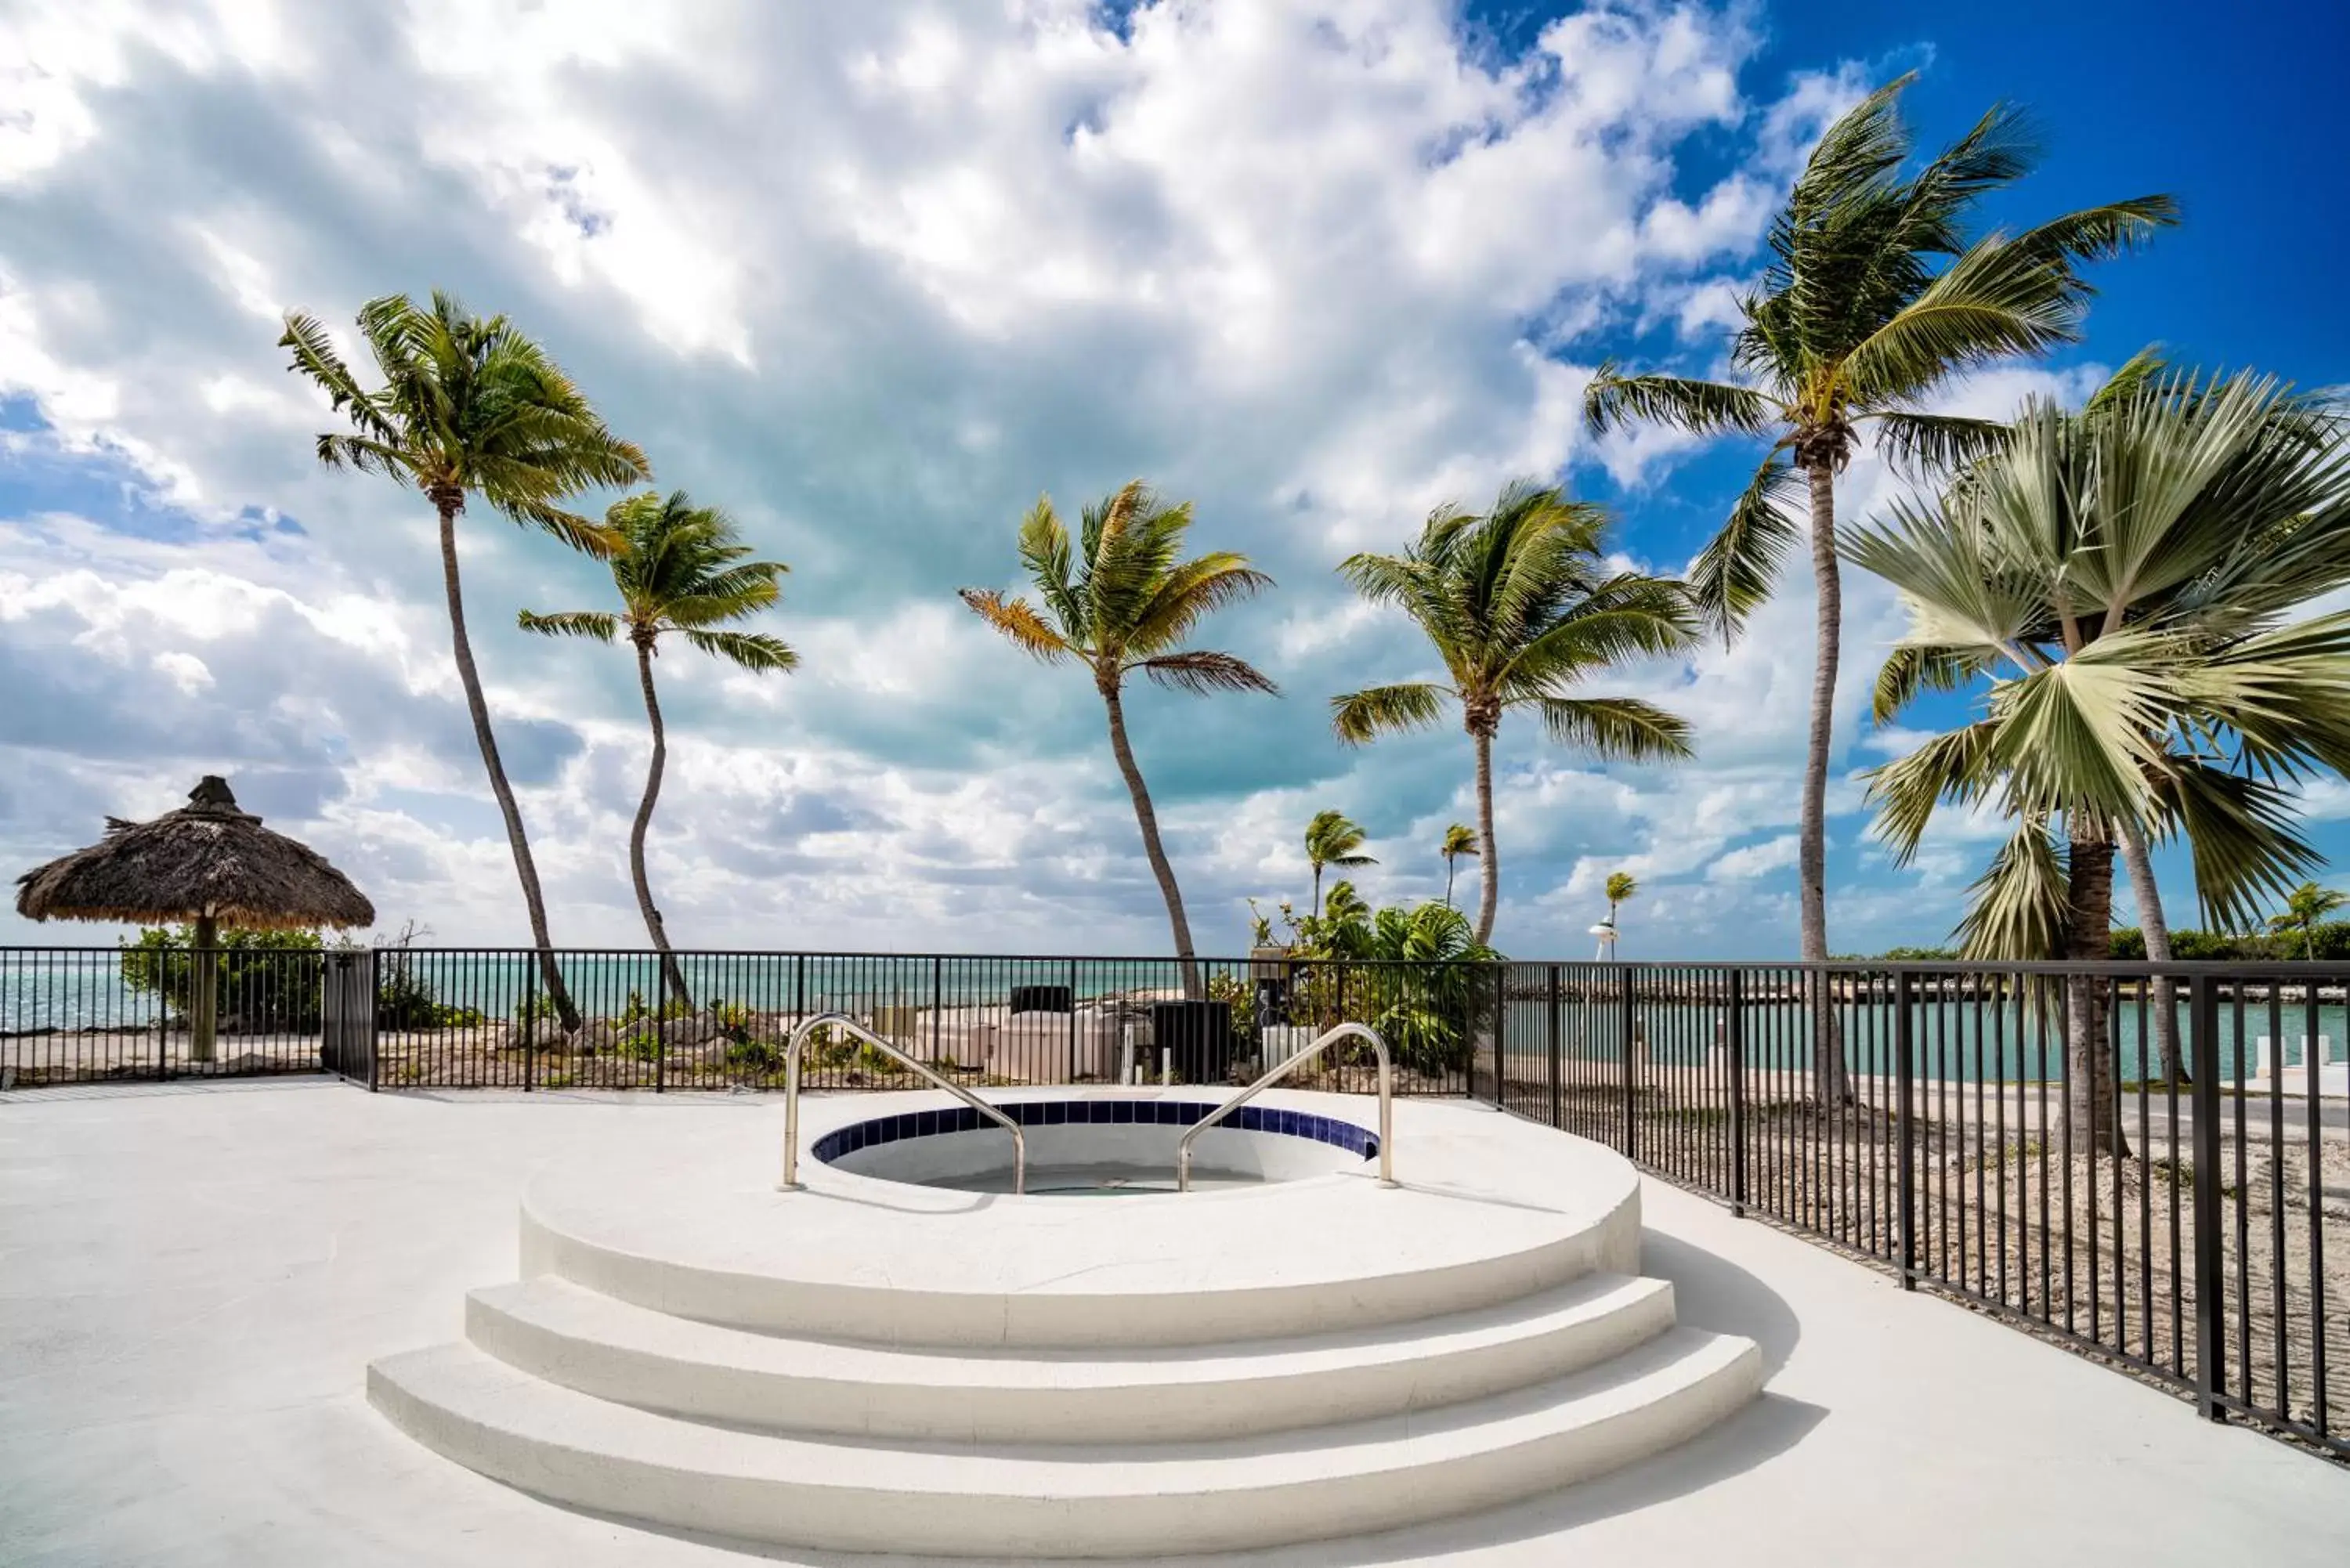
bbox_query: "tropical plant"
[2268,883,2350,959]
[1332,480,1697,945]
[520,490,795,1008]
[962,481,1276,996]
[1440,823,1480,909]
[1855,367,2350,1140]
[1583,75,2175,1092]
[120,926,325,1032]
[1305,810,1376,919]
[280,291,649,1033]
[1603,871,1639,954]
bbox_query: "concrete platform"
[3,1079,2347,1565]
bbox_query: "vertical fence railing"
[1468,957,2345,1463]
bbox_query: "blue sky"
[2,1,2344,958]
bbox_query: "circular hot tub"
[812,1096,1380,1195]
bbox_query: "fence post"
[1488,965,1506,1110]
[1729,966,1747,1218]
[1547,963,1562,1129]
[1068,959,1081,1083]
[1620,963,1637,1161]
[931,955,942,1064]
[365,948,381,1093]
[522,957,538,1093]
[1894,968,1916,1290]
[2190,974,2225,1422]
[655,956,667,1093]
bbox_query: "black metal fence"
[1470,960,2347,1462]
[4,942,2341,1461]
[1,945,1480,1097]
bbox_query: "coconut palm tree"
[1306,811,1376,919]
[1582,76,2175,1089]
[280,291,649,1033]
[2268,882,2348,959]
[1332,481,1697,946]
[1440,823,1479,909]
[519,490,795,1010]
[962,482,1275,996]
[1856,367,2350,1145]
[1604,871,1639,954]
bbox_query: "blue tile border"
[812,1097,1378,1166]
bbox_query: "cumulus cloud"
[0,1,2148,958]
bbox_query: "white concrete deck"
[3,1078,2345,1566]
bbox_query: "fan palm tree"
[1583,76,2175,1088]
[962,482,1275,997]
[1856,367,2350,1144]
[519,490,795,1010]
[1440,823,1479,909]
[1604,871,1639,954]
[1332,481,1697,946]
[1306,811,1376,919]
[280,291,649,1033]
[2268,882,2348,959]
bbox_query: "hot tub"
[813,1096,1379,1194]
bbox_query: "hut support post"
[190,913,219,1064]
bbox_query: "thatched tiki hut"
[15,776,375,1062]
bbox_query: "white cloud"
[0,2,2167,960]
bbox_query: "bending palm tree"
[1856,368,2350,1147]
[1604,872,1638,955]
[281,292,649,1033]
[2268,883,2348,959]
[1306,810,1376,919]
[1440,823,1479,909]
[1332,482,1697,945]
[963,482,1275,997]
[1584,76,2174,1093]
[520,490,796,1009]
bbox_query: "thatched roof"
[14,776,376,931]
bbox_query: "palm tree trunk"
[1444,860,1456,909]
[1473,727,1499,946]
[1800,460,1850,1104]
[2065,831,2128,1158]
[1313,865,1325,923]
[434,493,581,1035]
[2116,820,2182,1083]
[631,640,692,1012]
[1101,681,1202,999]
[190,912,218,1065]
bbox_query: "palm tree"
[2268,882,2349,959]
[962,482,1275,996]
[1439,823,1479,909]
[1856,368,2350,1145]
[519,490,796,1009]
[1583,76,2175,1093]
[1332,481,1697,945]
[1306,810,1376,919]
[280,291,649,1033]
[1604,872,1639,954]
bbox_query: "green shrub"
[120,926,325,1029]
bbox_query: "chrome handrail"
[1176,1022,1395,1192]
[777,1012,1026,1194]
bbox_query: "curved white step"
[368,1328,1762,1558]
[465,1271,1679,1442]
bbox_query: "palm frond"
[1331,682,1448,744]
[1862,721,2005,862]
[1870,641,1993,724]
[1954,816,2071,960]
[1532,696,1694,761]
[1690,455,1805,640]
[1867,410,2012,474]
[960,588,1077,663]
[1582,366,1774,439]
[515,609,620,641]
[1133,650,1278,695]
[681,629,799,673]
